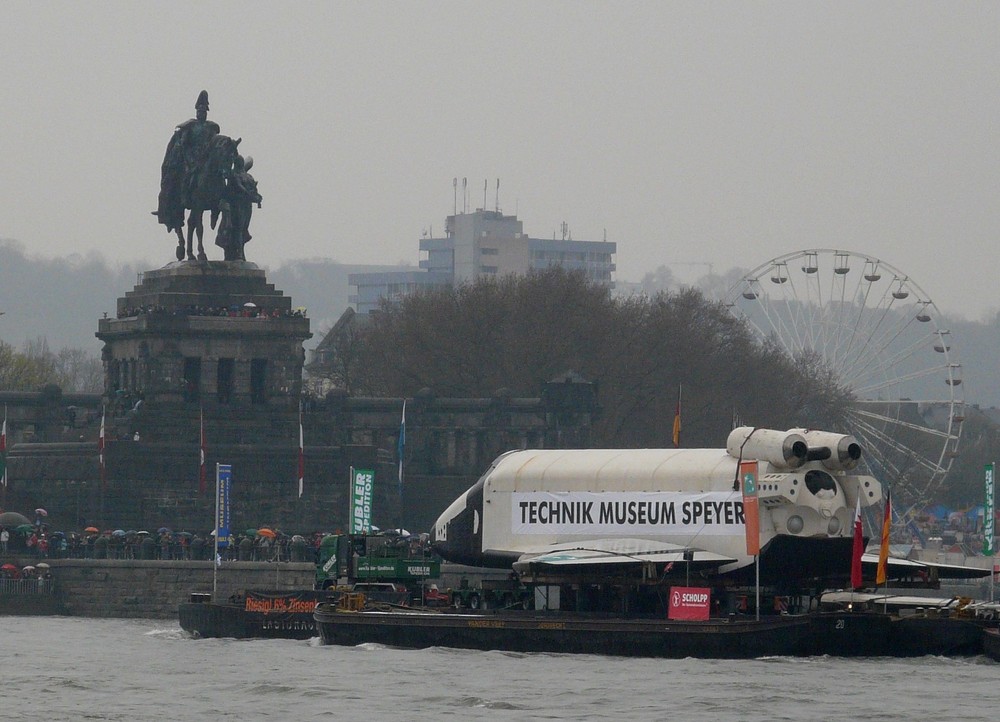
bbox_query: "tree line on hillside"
[0,337,102,393]
[316,268,854,448]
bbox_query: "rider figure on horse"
[154,90,223,260]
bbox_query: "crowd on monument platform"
[117,304,306,320]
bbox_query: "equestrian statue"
[153,91,262,262]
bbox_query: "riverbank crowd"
[0,522,330,564]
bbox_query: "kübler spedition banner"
[350,467,375,535]
[511,491,746,536]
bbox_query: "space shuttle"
[431,427,883,585]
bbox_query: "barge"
[314,597,996,658]
[179,590,325,639]
[313,602,815,659]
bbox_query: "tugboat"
[179,531,439,639]
[180,590,325,639]
[818,591,994,656]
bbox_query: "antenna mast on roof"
[483,179,487,211]
[495,178,500,212]
[462,178,467,213]
[453,177,457,216]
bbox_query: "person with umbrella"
[1,526,8,554]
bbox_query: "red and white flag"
[1,405,8,488]
[98,405,106,489]
[851,494,864,589]
[198,408,206,496]
[297,402,304,498]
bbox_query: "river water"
[3,616,996,721]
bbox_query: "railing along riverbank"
[0,558,316,619]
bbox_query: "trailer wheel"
[452,595,463,609]
[469,593,481,610]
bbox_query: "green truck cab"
[315,533,441,598]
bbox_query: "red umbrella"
[84,526,99,533]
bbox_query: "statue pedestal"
[96,260,311,410]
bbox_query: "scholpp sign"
[668,586,711,621]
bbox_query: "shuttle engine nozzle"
[791,429,862,471]
[726,427,808,469]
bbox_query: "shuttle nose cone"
[429,480,484,565]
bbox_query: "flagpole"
[1,404,7,509]
[755,555,760,622]
[213,462,220,602]
[850,494,864,609]
[672,385,682,448]
[198,407,206,497]
[876,489,892,614]
[99,405,106,528]
[397,400,406,534]
[986,462,996,602]
[297,400,304,500]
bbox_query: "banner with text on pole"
[216,463,232,548]
[985,462,995,557]
[350,467,375,534]
[740,460,760,556]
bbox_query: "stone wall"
[17,559,509,620]
[46,558,315,619]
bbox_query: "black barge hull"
[314,606,993,658]
[984,628,1000,662]
[313,605,814,659]
[179,590,325,640]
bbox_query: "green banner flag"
[350,467,375,534]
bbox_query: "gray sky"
[3,2,998,319]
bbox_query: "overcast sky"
[3,2,998,319]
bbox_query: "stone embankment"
[28,559,316,618]
[1,559,511,618]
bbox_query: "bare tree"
[334,268,853,448]
[0,337,102,393]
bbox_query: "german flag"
[876,490,892,585]
[672,386,682,448]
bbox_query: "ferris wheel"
[724,249,964,516]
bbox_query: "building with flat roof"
[349,207,616,313]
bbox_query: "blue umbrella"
[112,529,126,537]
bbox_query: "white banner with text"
[511,491,745,535]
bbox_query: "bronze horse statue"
[154,130,241,261]
[176,134,241,261]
